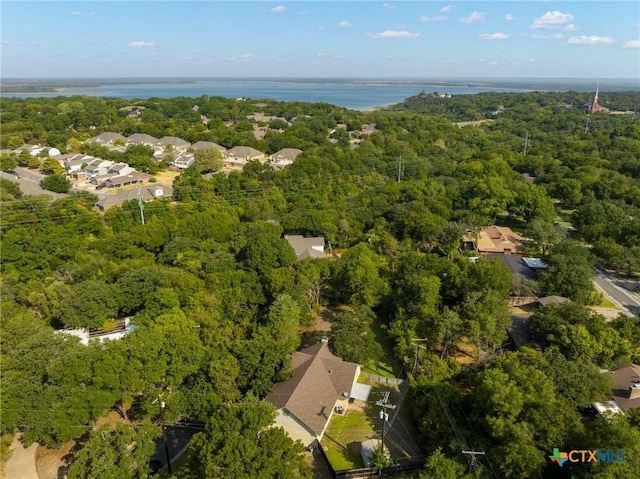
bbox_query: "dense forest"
[1,90,639,478]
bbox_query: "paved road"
[3,435,38,479]
[593,267,640,317]
[1,169,66,199]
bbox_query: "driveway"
[4,435,38,479]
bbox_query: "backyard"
[320,383,423,472]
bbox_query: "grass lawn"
[589,289,617,308]
[322,411,374,470]
[362,319,402,378]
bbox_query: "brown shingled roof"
[266,341,359,436]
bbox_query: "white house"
[84,159,114,179]
[172,153,195,169]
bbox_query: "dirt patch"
[35,441,75,479]
[152,170,180,184]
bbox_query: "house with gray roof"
[224,146,265,163]
[127,133,158,147]
[191,141,227,153]
[95,185,173,210]
[270,148,303,167]
[108,162,134,176]
[89,132,126,145]
[63,154,94,174]
[157,136,191,150]
[266,339,365,446]
[84,159,114,179]
[285,235,326,260]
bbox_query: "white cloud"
[531,33,563,40]
[129,41,156,48]
[421,15,448,22]
[623,39,640,48]
[441,5,456,13]
[564,24,578,32]
[338,21,352,28]
[271,5,286,13]
[367,30,421,39]
[460,12,486,25]
[479,32,510,40]
[568,35,615,45]
[383,3,395,9]
[633,23,640,29]
[505,13,515,21]
[2,40,38,46]
[531,11,574,30]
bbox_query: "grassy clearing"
[589,289,617,308]
[322,411,374,470]
[362,318,402,378]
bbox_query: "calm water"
[2,78,638,110]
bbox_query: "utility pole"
[396,156,403,183]
[152,395,172,474]
[410,338,430,376]
[522,131,529,156]
[379,409,389,465]
[137,181,145,225]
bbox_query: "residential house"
[89,132,126,146]
[127,133,158,147]
[172,153,195,170]
[13,144,60,157]
[269,148,303,168]
[285,235,325,260]
[108,162,135,177]
[95,185,173,210]
[463,226,526,255]
[266,339,369,447]
[63,154,94,175]
[487,253,537,280]
[252,125,269,140]
[84,159,115,180]
[58,317,138,346]
[119,106,145,118]
[536,296,571,308]
[103,175,141,189]
[157,136,191,151]
[224,146,265,167]
[191,141,227,154]
[594,363,640,417]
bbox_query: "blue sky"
[1,1,639,78]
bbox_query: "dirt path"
[3,435,38,479]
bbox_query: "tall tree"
[185,401,312,479]
[67,423,159,479]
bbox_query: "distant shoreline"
[2,77,638,111]
[2,77,639,93]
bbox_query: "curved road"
[594,266,640,317]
